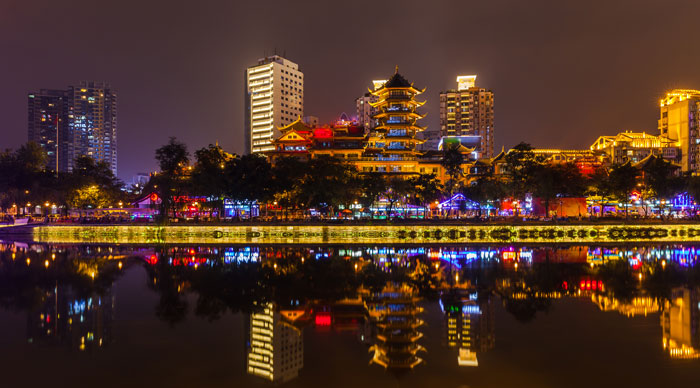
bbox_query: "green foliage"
[504,142,542,198]
[152,137,191,223]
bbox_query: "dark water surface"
[0,242,698,388]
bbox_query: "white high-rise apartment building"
[245,55,304,154]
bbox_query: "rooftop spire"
[395,65,399,74]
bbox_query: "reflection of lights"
[462,305,481,315]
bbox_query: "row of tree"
[0,142,126,214]
[2,139,698,219]
[151,138,443,221]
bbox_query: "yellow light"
[638,273,643,281]
[662,260,666,268]
[274,263,278,269]
[90,271,95,279]
[26,258,30,265]
[51,253,55,260]
[455,273,459,282]
[44,260,49,268]
[354,263,358,271]
[118,261,123,269]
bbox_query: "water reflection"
[246,302,306,383]
[662,287,700,359]
[1,241,700,385]
[440,289,495,367]
[27,284,114,352]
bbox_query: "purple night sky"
[1,0,700,180]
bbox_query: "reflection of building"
[662,287,700,359]
[592,295,660,317]
[367,283,425,370]
[440,290,495,367]
[659,89,700,172]
[27,286,114,351]
[245,55,304,154]
[246,303,304,383]
[439,75,494,158]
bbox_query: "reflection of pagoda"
[366,283,425,370]
[246,303,306,383]
[366,68,426,165]
[592,295,660,317]
[441,289,495,367]
[662,287,700,359]
[27,286,114,351]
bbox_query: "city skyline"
[2,0,700,180]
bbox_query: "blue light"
[462,305,481,315]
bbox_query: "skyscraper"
[659,89,700,172]
[439,75,495,158]
[27,89,70,173]
[355,80,386,132]
[69,82,118,175]
[28,81,117,175]
[245,55,304,154]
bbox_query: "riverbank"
[6,222,700,245]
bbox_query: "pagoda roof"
[632,153,681,170]
[278,116,313,133]
[385,72,413,88]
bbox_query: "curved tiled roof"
[384,72,412,88]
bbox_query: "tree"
[607,163,638,219]
[409,174,442,218]
[464,173,507,218]
[153,137,190,223]
[271,156,306,219]
[296,156,358,217]
[228,154,273,218]
[504,142,541,201]
[441,143,464,195]
[192,144,232,219]
[385,177,413,220]
[531,162,586,218]
[358,172,387,218]
[641,156,682,215]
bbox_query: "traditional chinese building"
[590,131,680,165]
[265,69,476,183]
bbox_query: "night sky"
[2,0,700,180]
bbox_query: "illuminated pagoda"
[367,283,425,370]
[365,67,426,170]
